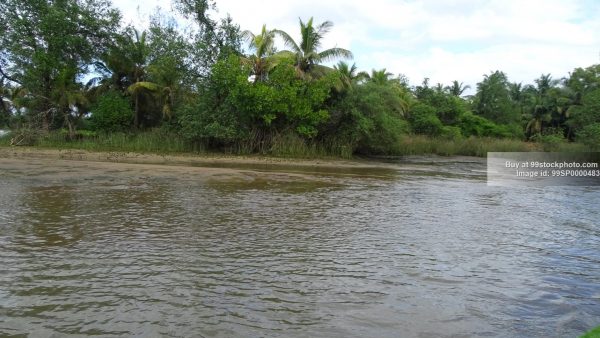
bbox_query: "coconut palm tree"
[51,67,89,139]
[333,61,366,92]
[274,18,352,79]
[127,80,175,122]
[361,68,394,85]
[89,28,150,128]
[241,25,282,83]
[446,80,470,96]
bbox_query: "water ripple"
[0,158,599,337]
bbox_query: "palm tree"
[127,80,175,122]
[51,68,89,139]
[360,68,394,85]
[333,61,366,92]
[90,28,150,128]
[534,73,555,97]
[274,18,352,79]
[525,99,552,137]
[446,80,470,96]
[241,25,283,83]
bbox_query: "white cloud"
[113,0,600,89]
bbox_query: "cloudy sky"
[115,0,600,91]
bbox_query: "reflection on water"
[0,158,599,337]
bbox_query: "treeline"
[1,0,599,156]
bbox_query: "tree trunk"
[66,115,75,140]
[134,93,140,129]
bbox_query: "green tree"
[241,25,284,83]
[173,0,242,78]
[89,91,133,132]
[333,61,364,93]
[0,0,120,130]
[362,69,394,85]
[179,56,335,147]
[275,18,353,79]
[445,80,470,97]
[473,71,519,124]
[326,81,409,154]
[51,67,89,138]
[568,88,600,134]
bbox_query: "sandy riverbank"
[0,147,412,186]
[0,146,485,184]
[0,146,387,170]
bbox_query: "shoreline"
[0,146,402,170]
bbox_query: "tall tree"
[275,18,353,79]
[446,81,470,97]
[473,71,518,124]
[362,69,394,86]
[0,0,120,130]
[333,61,363,92]
[173,0,242,79]
[241,25,281,83]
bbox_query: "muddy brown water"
[0,157,599,337]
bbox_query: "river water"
[0,156,598,337]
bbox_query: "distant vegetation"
[1,0,599,158]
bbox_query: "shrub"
[179,56,334,148]
[327,82,409,155]
[441,126,463,140]
[531,133,566,152]
[409,104,443,136]
[577,123,600,151]
[458,111,522,138]
[89,91,134,132]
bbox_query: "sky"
[114,0,600,92]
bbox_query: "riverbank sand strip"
[0,147,388,171]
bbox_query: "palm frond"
[318,48,353,63]
[273,29,301,54]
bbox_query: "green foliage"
[37,128,193,153]
[173,0,242,77]
[577,123,600,151]
[531,131,567,152]
[264,62,333,137]
[396,135,537,157]
[580,325,600,338]
[274,17,353,78]
[327,82,409,154]
[1,0,597,158]
[0,0,120,129]
[427,92,467,125]
[179,56,334,147]
[474,71,520,124]
[458,111,522,138]
[441,126,463,140]
[568,89,600,132]
[408,104,444,136]
[89,91,134,132]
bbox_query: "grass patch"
[581,325,600,338]
[395,135,540,157]
[268,133,353,159]
[0,129,591,158]
[36,129,203,154]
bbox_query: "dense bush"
[178,56,335,149]
[458,111,522,138]
[568,89,600,133]
[577,123,600,150]
[326,82,409,154]
[89,91,134,132]
[408,104,444,136]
